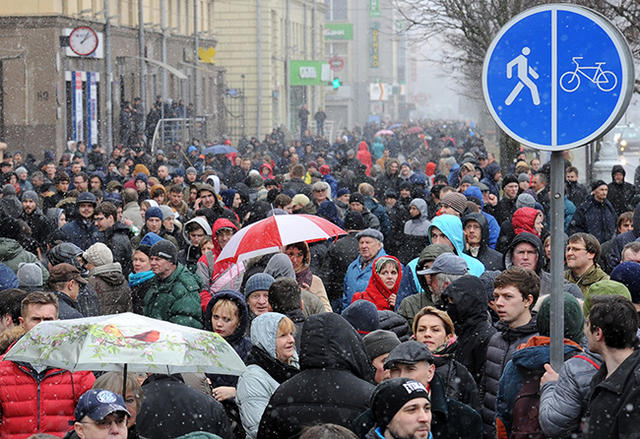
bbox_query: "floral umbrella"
[5,313,246,376]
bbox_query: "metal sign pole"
[549,150,565,370]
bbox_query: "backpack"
[511,353,599,439]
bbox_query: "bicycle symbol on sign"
[559,57,617,93]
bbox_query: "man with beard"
[20,190,51,255]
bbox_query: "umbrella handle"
[122,363,128,397]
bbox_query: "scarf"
[245,345,299,384]
[295,266,313,288]
[128,270,155,287]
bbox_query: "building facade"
[212,0,327,141]
[0,0,224,158]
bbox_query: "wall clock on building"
[69,26,98,56]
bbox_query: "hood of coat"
[511,336,582,371]
[264,253,296,280]
[443,275,488,326]
[365,255,403,299]
[428,214,465,255]
[204,289,249,344]
[89,262,124,285]
[611,164,626,180]
[182,216,213,242]
[461,212,489,249]
[512,207,540,237]
[358,141,369,153]
[250,311,299,363]
[463,185,484,210]
[409,198,429,219]
[210,217,238,255]
[299,312,374,381]
[484,162,501,181]
[504,232,544,273]
[0,238,23,259]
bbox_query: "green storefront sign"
[324,23,353,40]
[290,60,330,86]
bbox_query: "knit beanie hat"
[583,279,631,317]
[159,205,176,220]
[501,174,518,188]
[536,293,584,342]
[0,263,18,290]
[337,187,350,198]
[610,261,640,304]
[341,300,380,335]
[17,262,43,288]
[343,211,366,231]
[440,192,467,215]
[83,243,113,267]
[371,378,430,429]
[145,206,163,221]
[516,193,536,209]
[244,273,275,299]
[149,240,178,265]
[591,179,607,191]
[14,166,27,176]
[291,194,310,207]
[349,192,365,206]
[363,329,401,361]
[21,190,39,203]
[518,173,531,183]
[135,173,149,184]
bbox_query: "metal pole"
[256,0,262,140]
[161,0,167,147]
[193,0,199,121]
[242,73,246,137]
[138,0,146,133]
[285,0,290,131]
[104,0,113,152]
[311,0,316,114]
[550,150,565,370]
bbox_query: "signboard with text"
[324,23,353,40]
[290,60,331,86]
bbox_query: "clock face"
[69,26,98,56]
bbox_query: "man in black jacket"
[443,275,497,386]
[583,295,640,438]
[258,313,375,438]
[607,164,636,216]
[384,340,482,438]
[462,212,504,271]
[94,202,132,277]
[137,374,231,439]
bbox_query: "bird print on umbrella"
[103,324,160,343]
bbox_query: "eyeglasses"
[566,246,587,253]
[80,414,127,429]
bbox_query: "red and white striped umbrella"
[216,214,346,264]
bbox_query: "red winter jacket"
[199,218,239,311]
[0,359,95,439]
[351,255,402,311]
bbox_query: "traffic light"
[332,78,341,89]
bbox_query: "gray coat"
[480,318,538,438]
[539,351,602,438]
[236,312,299,438]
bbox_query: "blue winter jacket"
[427,215,485,276]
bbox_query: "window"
[325,0,348,21]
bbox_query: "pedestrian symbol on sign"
[505,47,540,106]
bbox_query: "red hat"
[319,165,331,175]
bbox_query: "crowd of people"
[0,118,639,438]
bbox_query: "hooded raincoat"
[236,312,299,438]
[428,214,485,277]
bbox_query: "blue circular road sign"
[482,4,634,151]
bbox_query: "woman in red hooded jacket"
[351,255,402,311]
[512,206,544,237]
[356,141,373,176]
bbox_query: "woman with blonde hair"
[412,306,480,410]
[236,312,299,438]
